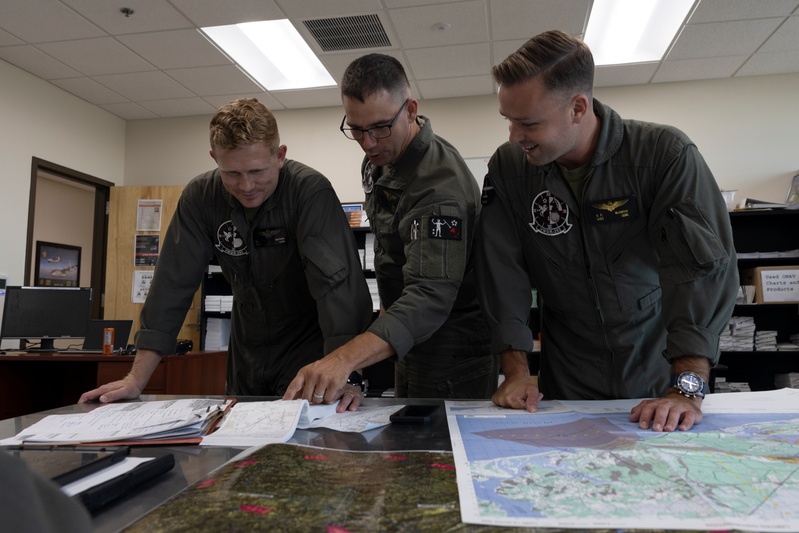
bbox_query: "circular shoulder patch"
[529,190,572,236]
[215,220,249,256]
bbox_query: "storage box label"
[760,269,799,302]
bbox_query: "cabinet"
[717,209,799,390]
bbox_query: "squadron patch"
[215,220,248,256]
[529,190,572,236]
[428,216,462,240]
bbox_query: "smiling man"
[81,98,372,404]
[474,30,738,431]
[284,54,496,405]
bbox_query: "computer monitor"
[0,286,92,352]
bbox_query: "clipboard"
[1,445,175,513]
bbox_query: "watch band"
[347,371,366,393]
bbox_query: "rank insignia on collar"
[428,216,462,240]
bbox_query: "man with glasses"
[284,53,496,404]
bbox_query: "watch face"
[678,372,702,394]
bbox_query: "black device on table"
[390,404,440,424]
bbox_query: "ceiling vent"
[303,14,391,52]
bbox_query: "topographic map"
[447,391,799,531]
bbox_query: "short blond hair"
[209,98,280,152]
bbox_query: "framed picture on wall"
[34,241,81,287]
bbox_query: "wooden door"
[104,186,201,349]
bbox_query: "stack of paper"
[0,398,234,446]
[366,279,380,312]
[720,316,755,351]
[755,330,778,351]
[205,317,231,350]
[204,295,233,313]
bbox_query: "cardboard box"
[742,266,799,304]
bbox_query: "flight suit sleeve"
[474,168,536,355]
[367,198,473,357]
[296,186,372,354]
[650,140,738,366]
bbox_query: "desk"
[0,351,227,419]
[0,396,444,533]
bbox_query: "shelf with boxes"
[716,209,799,390]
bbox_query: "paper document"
[201,399,404,447]
[0,398,233,446]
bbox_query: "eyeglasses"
[340,98,410,141]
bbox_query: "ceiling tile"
[270,87,343,109]
[594,63,659,87]
[320,50,408,86]
[405,43,491,79]
[49,77,129,105]
[273,0,383,19]
[389,1,488,49]
[203,93,286,111]
[489,0,590,41]
[0,28,24,46]
[759,15,799,52]
[688,0,799,23]
[417,75,495,99]
[668,19,785,60]
[117,29,231,70]
[165,65,264,96]
[138,97,217,117]
[36,37,155,76]
[384,0,456,6]
[0,45,81,79]
[737,50,799,76]
[168,0,286,27]
[99,102,159,120]
[653,56,749,83]
[61,0,193,34]
[92,71,195,101]
[492,39,528,65]
[0,0,105,43]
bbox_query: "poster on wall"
[134,234,160,266]
[34,241,81,287]
[132,270,154,303]
[136,199,162,232]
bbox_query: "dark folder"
[2,445,175,513]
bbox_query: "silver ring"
[312,394,324,400]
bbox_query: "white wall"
[125,72,799,208]
[0,60,126,286]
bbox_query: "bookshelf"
[716,209,799,390]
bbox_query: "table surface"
[0,395,449,532]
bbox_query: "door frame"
[25,157,113,318]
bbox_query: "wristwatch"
[347,371,366,393]
[670,371,708,399]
